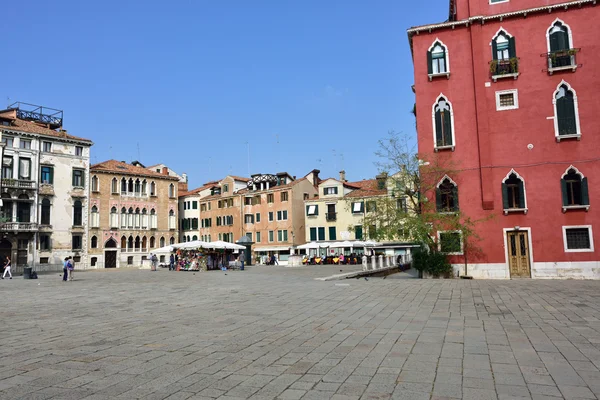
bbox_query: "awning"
[253,246,291,252]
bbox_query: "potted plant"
[489,60,498,74]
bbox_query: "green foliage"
[412,250,453,278]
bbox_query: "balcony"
[325,212,337,222]
[38,183,55,196]
[489,58,519,82]
[2,179,36,189]
[0,221,38,231]
[544,49,580,74]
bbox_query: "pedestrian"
[151,253,158,271]
[270,254,278,266]
[1,256,12,279]
[68,257,75,281]
[169,254,175,271]
[62,257,69,281]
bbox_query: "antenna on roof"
[332,149,337,172]
[275,134,280,170]
[245,141,250,176]
[137,143,140,162]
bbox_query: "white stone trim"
[490,27,513,46]
[562,225,594,252]
[561,164,584,179]
[495,89,519,111]
[431,93,456,152]
[503,227,534,278]
[489,0,509,5]
[427,38,450,79]
[532,261,600,279]
[502,169,528,212]
[546,18,574,53]
[436,174,457,188]
[437,230,463,255]
[552,80,581,141]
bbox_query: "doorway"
[105,251,117,268]
[506,230,531,278]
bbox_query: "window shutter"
[443,112,452,146]
[452,186,459,211]
[517,180,525,208]
[508,37,516,59]
[491,39,498,61]
[427,50,433,74]
[435,188,442,212]
[310,228,317,241]
[550,33,559,52]
[355,226,363,240]
[435,111,443,146]
[329,227,336,241]
[557,31,568,51]
[561,179,569,206]
[306,205,310,215]
[502,183,509,209]
[315,205,319,216]
[581,177,589,205]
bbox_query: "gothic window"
[432,95,454,149]
[561,167,589,208]
[427,41,449,76]
[554,82,580,138]
[91,236,98,248]
[73,200,83,226]
[91,175,99,192]
[91,205,99,228]
[436,177,459,212]
[502,171,527,212]
[41,198,51,225]
[112,178,118,194]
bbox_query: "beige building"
[88,160,179,268]
[0,103,93,271]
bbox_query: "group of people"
[62,257,75,281]
[302,252,364,265]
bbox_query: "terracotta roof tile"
[180,181,219,197]
[345,179,387,198]
[236,177,306,194]
[229,176,251,182]
[91,160,180,180]
[1,116,92,143]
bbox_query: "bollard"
[378,255,384,269]
[371,256,377,271]
[362,255,368,271]
[385,256,391,268]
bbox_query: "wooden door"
[105,251,117,268]
[507,231,531,278]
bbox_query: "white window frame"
[431,93,456,152]
[489,0,509,5]
[502,169,528,214]
[495,89,519,111]
[562,225,594,253]
[427,38,450,80]
[552,80,581,142]
[437,230,464,255]
[546,19,576,73]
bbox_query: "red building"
[409,0,598,278]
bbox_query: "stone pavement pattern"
[0,266,599,400]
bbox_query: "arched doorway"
[104,238,118,268]
[0,239,12,268]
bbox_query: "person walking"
[1,256,12,279]
[169,254,175,271]
[62,257,69,281]
[67,257,75,281]
[151,253,158,271]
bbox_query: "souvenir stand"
[171,240,245,271]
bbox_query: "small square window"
[72,235,82,250]
[20,139,31,149]
[563,226,594,252]
[43,142,52,152]
[39,257,49,264]
[438,231,463,254]
[75,146,83,156]
[496,90,518,111]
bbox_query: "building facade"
[88,160,179,268]
[0,104,93,270]
[409,0,599,278]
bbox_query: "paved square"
[1,266,600,400]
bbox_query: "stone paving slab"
[0,266,599,399]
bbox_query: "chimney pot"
[339,170,346,182]
[162,167,169,175]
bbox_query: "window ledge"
[434,145,455,152]
[556,133,581,142]
[307,214,317,218]
[548,65,577,75]
[492,72,519,82]
[503,208,528,215]
[438,211,459,215]
[562,205,589,213]
[428,72,450,81]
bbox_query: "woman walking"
[68,257,75,281]
[1,256,11,279]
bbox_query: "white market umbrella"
[208,241,246,250]
[363,240,381,247]
[329,241,355,249]
[152,245,175,253]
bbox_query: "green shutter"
[310,228,317,241]
[435,111,443,146]
[518,180,525,208]
[306,205,309,216]
[443,112,452,146]
[502,183,509,209]
[561,179,569,206]
[435,188,442,212]
[491,39,498,61]
[550,32,559,52]
[318,227,325,241]
[329,227,336,241]
[315,205,319,215]
[452,185,459,211]
[508,37,516,58]
[556,98,567,135]
[581,177,589,205]
[427,50,433,74]
[355,226,363,240]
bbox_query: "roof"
[344,179,388,198]
[0,110,92,144]
[180,181,219,197]
[236,177,307,195]
[229,176,251,182]
[91,160,180,180]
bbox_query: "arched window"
[436,176,459,213]
[134,179,141,194]
[427,40,449,77]
[134,208,141,228]
[91,236,98,248]
[121,178,127,193]
[134,236,141,250]
[192,235,198,241]
[168,209,176,230]
[150,236,155,248]
[120,207,127,228]
[128,179,134,193]
[110,206,118,228]
[182,236,187,242]
[169,183,175,198]
[141,180,147,195]
[547,20,576,70]
[142,236,147,251]
[150,181,156,196]
[491,29,517,77]
[41,198,51,225]
[432,95,454,150]
[91,175,99,192]
[141,208,148,229]
[170,237,175,245]
[553,82,580,139]
[502,170,527,213]
[121,236,127,250]
[91,205,99,228]
[128,207,134,228]
[160,237,165,247]
[128,236,134,250]
[112,178,118,194]
[561,167,589,208]
[73,200,83,226]
[150,208,157,229]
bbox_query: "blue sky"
[2,1,448,189]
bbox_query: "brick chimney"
[339,170,346,182]
[375,173,388,190]
[162,167,169,175]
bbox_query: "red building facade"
[409,0,599,278]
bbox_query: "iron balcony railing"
[489,58,519,76]
[1,179,36,189]
[325,212,337,221]
[543,48,580,70]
